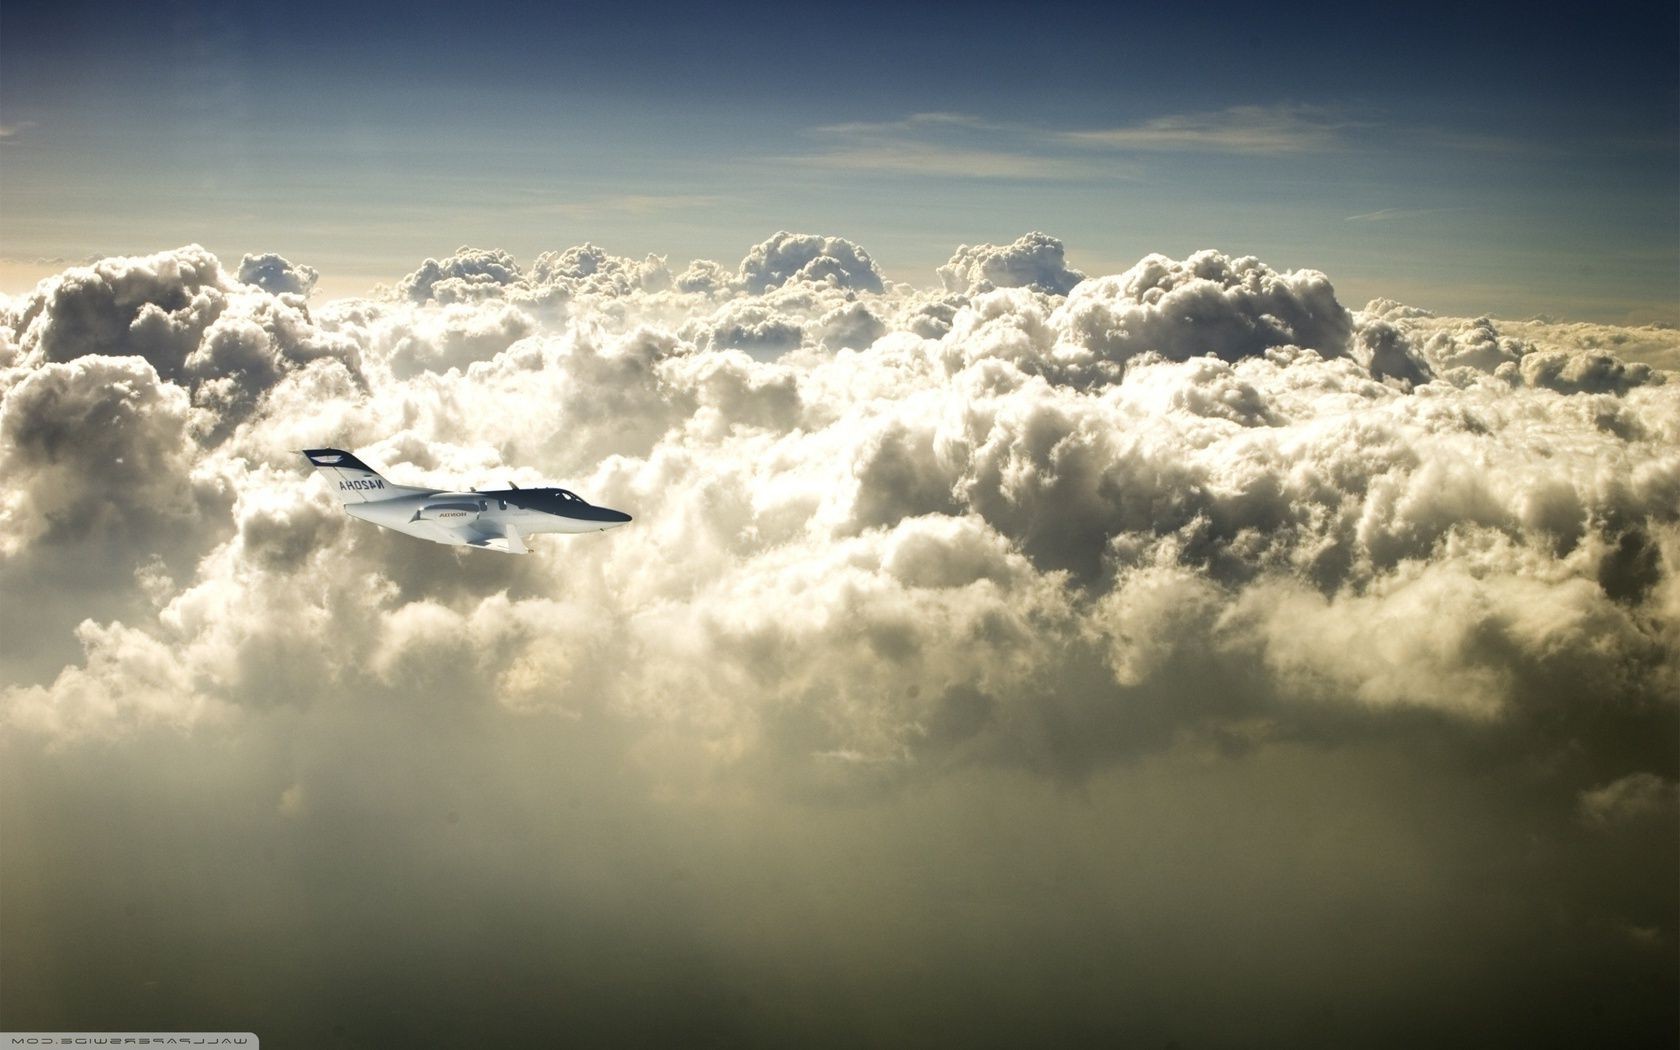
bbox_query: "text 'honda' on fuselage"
[301,448,631,555]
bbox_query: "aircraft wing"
[378,506,530,554]
[452,521,529,555]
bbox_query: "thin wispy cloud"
[0,121,38,139]
[782,104,1508,180]
[0,255,83,266]
[1344,206,1464,222]
[1061,104,1362,154]
[807,112,997,138]
[784,143,1107,180]
[785,112,1127,180]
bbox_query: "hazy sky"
[2,3,1678,1047]
[2,0,1676,320]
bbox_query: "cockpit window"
[523,487,588,507]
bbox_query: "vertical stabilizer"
[301,448,409,504]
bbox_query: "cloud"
[787,143,1089,179]
[394,246,526,304]
[0,354,231,681]
[735,231,885,294]
[6,236,1674,774]
[1579,772,1680,829]
[383,300,536,378]
[1495,317,1680,373]
[388,234,887,306]
[5,245,227,375]
[1344,207,1462,222]
[1356,305,1670,397]
[1062,104,1360,154]
[237,252,320,297]
[1054,249,1354,370]
[531,243,672,296]
[815,301,886,351]
[674,257,734,294]
[938,232,1086,296]
[1350,316,1433,388]
[2,239,1676,1045]
[783,106,1511,183]
[787,112,1119,180]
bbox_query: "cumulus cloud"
[4,244,227,375]
[1354,303,1671,400]
[1498,317,1680,372]
[2,238,1676,1046]
[2,245,363,409]
[816,300,886,350]
[394,245,526,303]
[388,233,887,309]
[237,252,319,297]
[674,257,733,294]
[696,298,807,354]
[530,242,672,295]
[1056,249,1353,368]
[8,236,1671,777]
[735,231,885,294]
[937,231,1086,296]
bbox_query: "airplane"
[301,447,631,554]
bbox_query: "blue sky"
[2,0,1675,319]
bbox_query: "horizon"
[5,232,1678,329]
[4,0,1677,324]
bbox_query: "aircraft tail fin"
[301,448,410,504]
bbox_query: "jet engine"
[411,499,483,523]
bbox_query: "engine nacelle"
[414,499,482,523]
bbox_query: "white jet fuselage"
[346,489,625,544]
[302,448,630,555]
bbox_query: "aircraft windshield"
[509,488,589,508]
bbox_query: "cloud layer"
[2,236,1676,1046]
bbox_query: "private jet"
[302,447,631,554]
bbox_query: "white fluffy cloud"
[394,245,526,303]
[4,239,1673,755]
[938,231,1086,295]
[735,230,885,294]
[237,252,319,297]
[1056,250,1354,368]
[530,242,673,295]
[3,238,1675,1045]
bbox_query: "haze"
[2,2,1677,1048]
